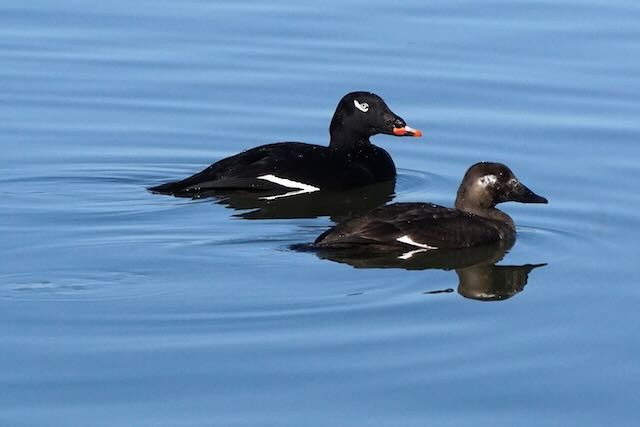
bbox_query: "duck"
[313,162,547,250]
[148,91,422,197]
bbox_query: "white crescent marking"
[396,235,438,249]
[354,100,369,112]
[257,174,320,200]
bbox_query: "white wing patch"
[354,100,369,112]
[257,174,320,200]
[479,174,498,187]
[396,235,438,249]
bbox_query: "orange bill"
[392,126,423,137]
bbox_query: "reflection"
[198,180,395,220]
[300,240,546,301]
[456,262,544,301]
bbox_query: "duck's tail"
[147,180,184,195]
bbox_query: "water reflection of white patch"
[396,236,437,259]
[257,174,320,200]
[398,248,430,260]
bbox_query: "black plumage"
[148,92,421,197]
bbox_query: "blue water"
[2,1,640,425]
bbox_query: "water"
[2,0,640,425]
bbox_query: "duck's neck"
[329,127,371,150]
[455,202,515,232]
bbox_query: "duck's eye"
[479,174,498,187]
[354,100,370,112]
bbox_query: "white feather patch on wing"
[257,174,320,200]
[396,235,438,249]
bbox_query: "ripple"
[0,271,166,301]
[1,0,640,425]
[511,223,595,265]
[395,168,452,203]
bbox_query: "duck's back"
[314,202,504,249]
[149,142,395,195]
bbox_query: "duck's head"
[455,162,548,211]
[329,92,422,143]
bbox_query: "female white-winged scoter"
[148,91,422,198]
[313,162,547,250]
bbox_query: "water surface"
[2,1,640,426]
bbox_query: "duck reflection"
[197,180,395,220]
[455,261,544,301]
[305,240,545,301]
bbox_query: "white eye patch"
[479,174,498,187]
[354,100,369,112]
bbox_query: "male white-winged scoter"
[148,91,422,198]
[314,162,547,250]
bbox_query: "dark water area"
[1,1,640,425]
